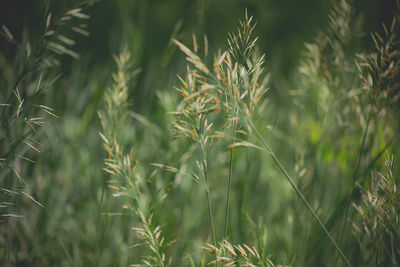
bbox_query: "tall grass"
[1,0,399,266]
[99,50,170,266]
[172,9,353,266]
[0,3,91,265]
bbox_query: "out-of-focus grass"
[1,0,399,266]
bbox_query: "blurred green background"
[1,0,399,266]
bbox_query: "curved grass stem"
[202,156,217,264]
[245,116,352,267]
[339,105,373,245]
[223,119,237,241]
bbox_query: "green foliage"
[1,0,399,266]
[0,3,91,264]
[0,3,90,216]
[99,50,170,267]
[353,155,400,265]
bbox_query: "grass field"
[1,0,399,266]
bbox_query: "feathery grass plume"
[314,0,359,88]
[0,2,92,220]
[204,240,275,267]
[173,11,268,148]
[172,38,222,252]
[295,0,362,117]
[223,10,268,242]
[227,10,259,67]
[292,0,363,214]
[172,13,269,253]
[288,0,399,265]
[312,0,400,249]
[172,10,353,266]
[343,2,400,226]
[99,49,170,267]
[231,12,353,267]
[356,1,400,109]
[288,1,380,265]
[294,0,363,123]
[0,3,92,265]
[291,0,357,118]
[352,154,400,265]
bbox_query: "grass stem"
[223,119,237,241]
[245,116,352,267]
[202,156,217,264]
[339,105,373,245]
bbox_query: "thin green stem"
[245,116,352,267]
[202,156,217,264]
[223,119,237,241]
[362,135,396,178]
[94,177,107,267]
[339,106,373,244]
[351,106,373,189]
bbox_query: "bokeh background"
[1,0,399,266]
